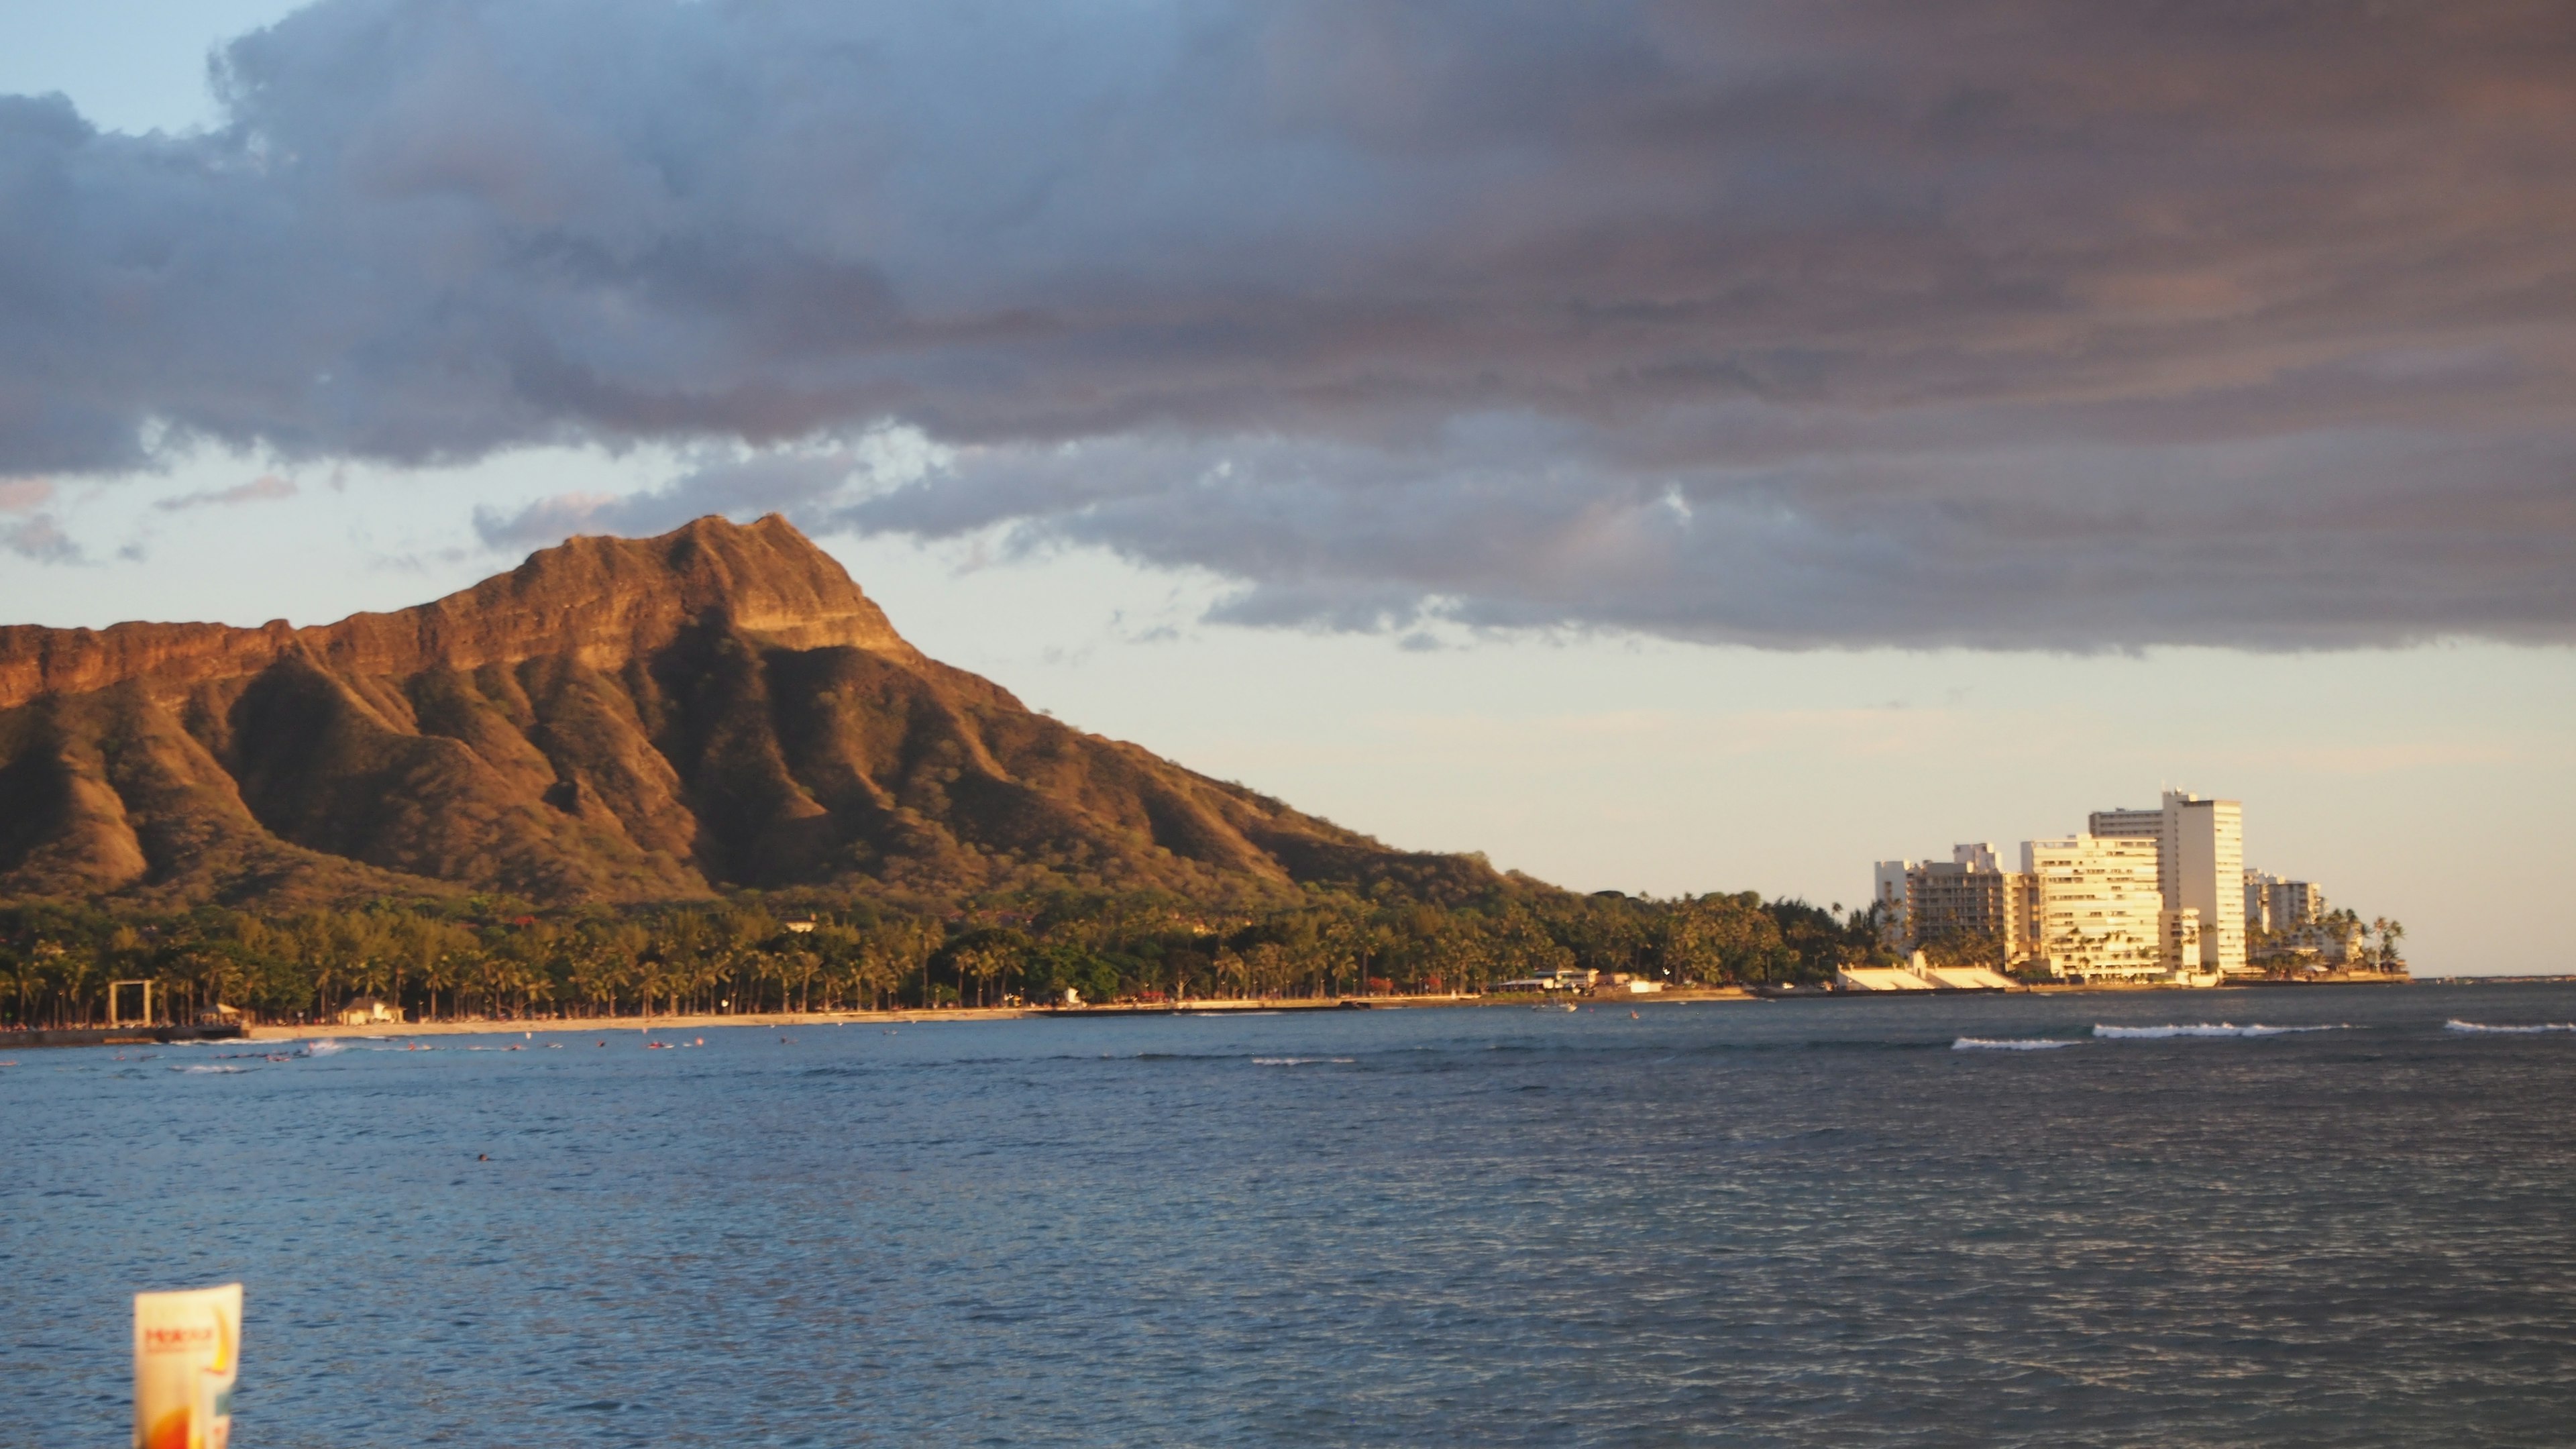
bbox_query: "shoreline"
[240,988,1770,1039]
[0,977,2437,1049]
[232,977,2399,1040]
[240,994,1511,1040]
[0,974,2431,1041]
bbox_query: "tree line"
[2249,908,2408,975]
[0,884,1875,1028]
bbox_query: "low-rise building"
[2161,907,2202,973]
[1491,968,1594,994]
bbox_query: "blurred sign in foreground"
[133,1283,241,1449]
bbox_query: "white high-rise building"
[2245,870,2277,932]
[1871,845,2029,964]
[1872,860,1913,948]
[2087,808,2161,841]
[2090,791,2247,975]
[1869,788,2258,986]
[2161,790,2245,975]
[2247,871,2329,932]
[2021,835,2165,980]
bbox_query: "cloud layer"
[5,0,2573,645]
[154,474,298,512]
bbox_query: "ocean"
[9,981,2576,1446]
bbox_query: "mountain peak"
[351,513,923,674]
[0,517,1489,908]
[0,515,916,712]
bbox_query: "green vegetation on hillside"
[0,881,1879,1027]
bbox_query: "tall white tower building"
[2159,790,2245,974]
[2090,790,2247,974]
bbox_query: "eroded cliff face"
[0,515,1474,906]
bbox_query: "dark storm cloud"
[2,1,2572,644]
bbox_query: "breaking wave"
[1253,1057,1356,1066]
[300,1039,348,1056]
[174,1063,250,1074]
[2093,1022,2345,1039]
[2445,1020,2576,1034]
[1952,1038,2076,1051]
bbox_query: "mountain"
[0,517,1493,908]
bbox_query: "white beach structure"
[1836,951,2018,992]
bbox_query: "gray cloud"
[153,474,299,511]
[471,452,849,549]
[471,432,930,547]
[821,421,2576,649]
[3,514,81,564]
[0,480,78,563]
[3,0,2573,646]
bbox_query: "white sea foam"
[2093,1022,2343,1039]
[2445,1019,2576,1034]
[301,1039,347,1056]
[1252,1057,1356,1066]
[174,1063,250,1073]
[1952,1037,2075,1051]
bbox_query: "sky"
[0,1,2569,972]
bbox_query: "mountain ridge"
[0,517,1496,908]
[0,515,926,712]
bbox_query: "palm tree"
[2,949,38,1029]
[420,945,470,1023]
[953,941,1010,1008]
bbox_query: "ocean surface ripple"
[9,981,2576,1446]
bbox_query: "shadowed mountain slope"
[0,517,1494,907]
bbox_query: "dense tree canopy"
[0,881,1876,1027]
